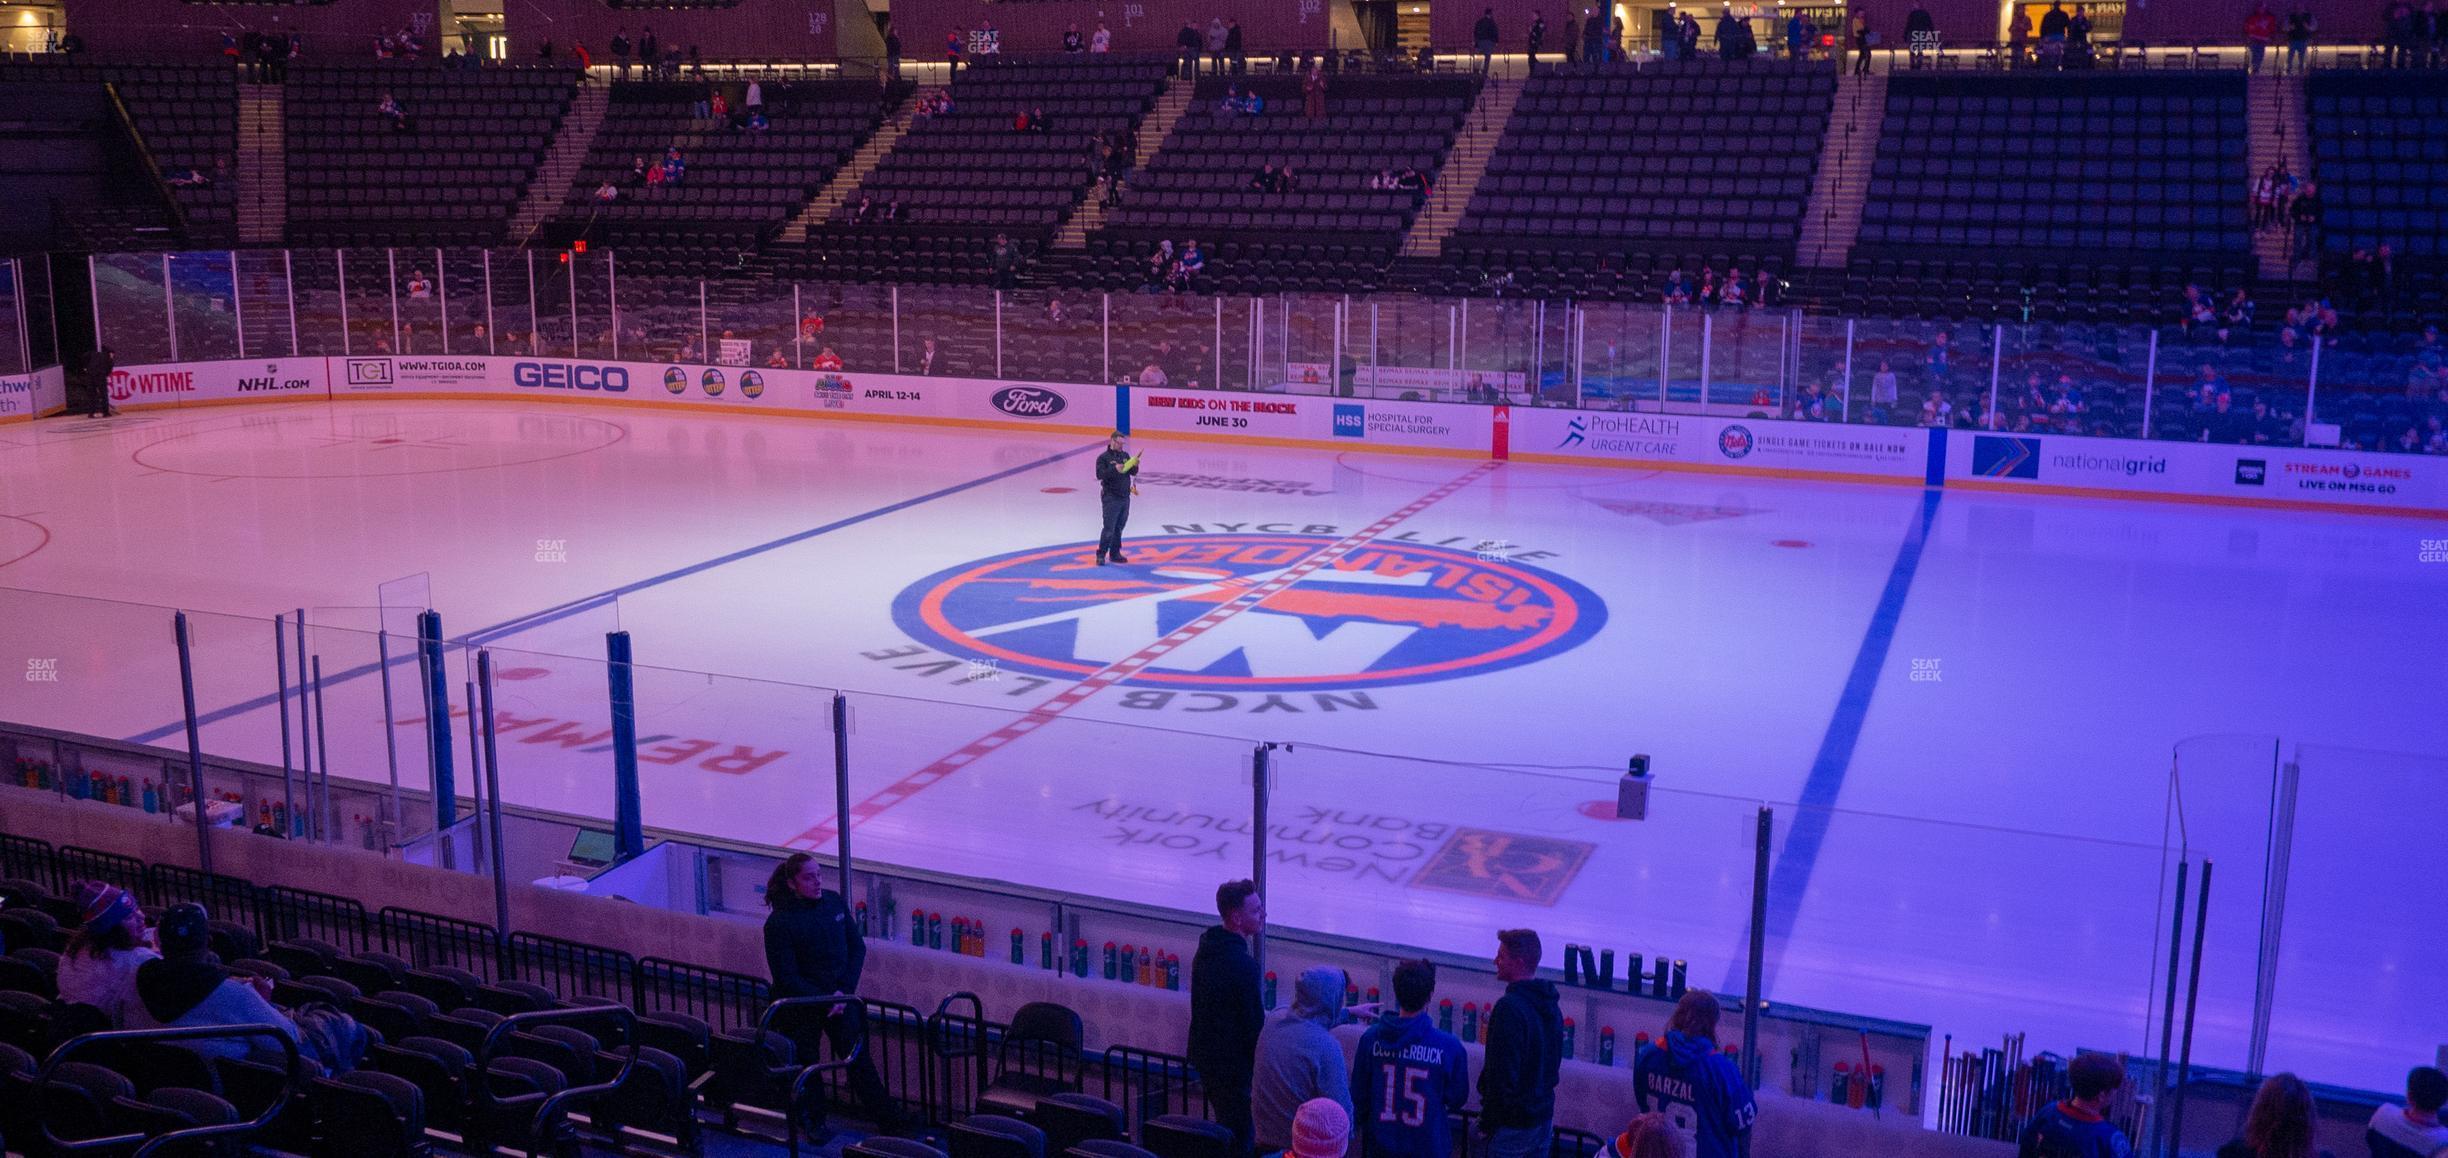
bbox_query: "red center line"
[788,460,1506,849]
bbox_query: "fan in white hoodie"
[54,883,160,1029]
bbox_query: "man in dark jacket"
[2016,1052,2134,1158]
[75,346,116,418]
[1473,9,1500,70]
[1477,929,1562,1158]
[1093,431,1141,565]
[763,853,903,1132]
[1177,22,1204,77]
[1189,879,1266,1156]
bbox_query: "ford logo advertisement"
[991,385,1067,418]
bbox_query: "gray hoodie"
[1250,967,1352,1152]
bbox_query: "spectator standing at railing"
[2066,5,2094,66]
[1229,19,1248,72]
[1562,13,1579,62]
[638,27,659,76]
[1478,930,1562,1158]
[2285,6,2315,70]
[1475,9,1502,70]
[1064,24,1085,52]
[1190,880,1267,1157]
[1634,991,1757,1158]
[1853,12,1875,72]
[1529,13,1548,61]
[1209,17,1231,74]
[611,30,631,78]
[2245,1,2280,70]
[1352,960,1468,1158]
[1092,22,1112,52]
[1179,21,1205,77]
[761,852,906,1134]
[1254,968,1358,1155]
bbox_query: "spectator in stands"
[1868,359,1900,418]
[1919,391,1953,426]
[946,26,966,71]
[1138,360,1169,386]
[1209,17,1230,73]
[1478,929,1561,1158]
[1588,12,1613,61]
[405,270,433,300]
[882,23,901,77]
[594,180,620,203]
[766,348,789,369]
[708,89,728,125]
[1787,10,1812,58]
[761,852,904,1132]
[1475,8,1502,70]
[919,337,940,375]
[611,30,631,77]
[1634,991,1756,1158]
[1353,959,1468,1158]
[1716,10,1745,59]
[1190,880,1267,1155]
[1092,22,1113,52]
[2288,181,2322,262]
[2066,5,2094,65]
[56,883,157,1029]
[2006,5,2034,63]
[2244,1,2280,70]
[990,234,1021,289]
[1853,12,1875,71]
[536,38,554,61]
[1305,63,1328,117]
[1064,24,1086,52]
[1678,11,1705,57]
[749,109,770,132]
[1722,269,1750,309]
[132,903,297,1063]
[662,147,687,185]
[1178,241,1208,291]
[1696,267,1720,308]
[2037,2,2069,64]
[645,160,667,189]
[850,196,876,224]
[574,41,592,76]
[1905,2,1936,66]
[2217,1072,2323,1158]
[1395,167,1429,205]
[1288,1100,1352,1158]
[377,92,410,133]
[1252,163,1282,192]
[2284,6,2315,70]
[2218,288,2255,342]
[2179,284,2213,335]
[1528,12,1548,61]
[813,345,844,371]
[1661,267,1691,305]
[1229,18,1248,72]
[1145,241,1175,291]
[1253,967,1356,1153]
[2252,166,2283,231]
[637,27,658,74]
[1179,22,1205,77]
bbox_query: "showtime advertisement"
[1947,431,2447,515]
[1508,408,1933,482]
[107,358,329,407]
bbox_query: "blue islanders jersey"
[1352,1013,1469,1158]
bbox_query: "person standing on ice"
[1094,431,1141,566]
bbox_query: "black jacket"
[1186,924,1264,1080]
[1095,447,1139,500]
[763,889,865,998]
[1477,979,1563,1129]
[1475,15,1500,42]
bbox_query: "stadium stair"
[2247,70,2311,284]
[1048,78,1199,253]
[1795,71,1885,270]
[1396,73,1523,260]
[506,80,611,246]
[784,83,921,243]
[236,82,285,245]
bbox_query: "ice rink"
[2,399,2441,1091]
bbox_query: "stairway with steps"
[783,86,923,242]
[235,84,285,245]
[1795,72,1887,271]
[1049,80,1200,253]
[234,251,297,357]
[2247,71,2312,285]
[504,82,611,246]
[1397,73,1525,260]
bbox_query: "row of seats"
[2307,71,2448,270]
[283,65,580,246]
[0,838,1370,1158]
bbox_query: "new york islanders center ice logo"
[893,535,1605,691]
